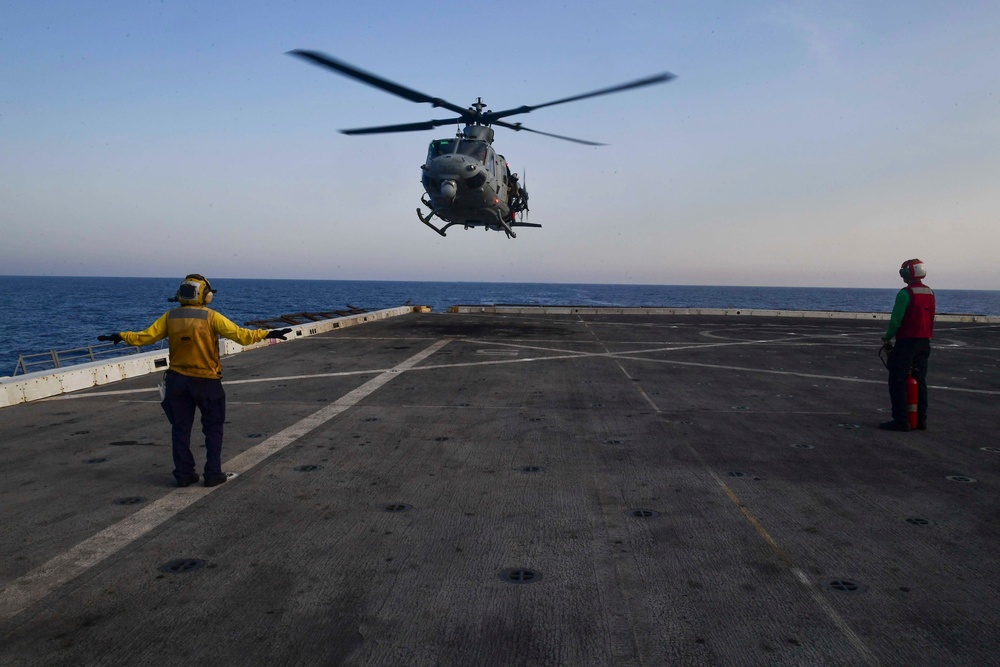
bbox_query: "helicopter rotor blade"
[288,50,471,118]
[485,72,676,122]
[340,118,461,135]
[490,119,605,146]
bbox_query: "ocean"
[2,276,998,376]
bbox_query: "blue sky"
[2,1,998,288]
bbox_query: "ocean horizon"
[2,276,998,376]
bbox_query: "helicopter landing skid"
[496,216,516,239]
[416,207,458,237]
[417,206,539,238]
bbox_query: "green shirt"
[883,289,910,341]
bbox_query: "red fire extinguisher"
[880,343,920,430]
[906,373,919,430]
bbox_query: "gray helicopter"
[289,50,675,239]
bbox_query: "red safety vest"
[897,281,935,339]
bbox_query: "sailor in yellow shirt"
[99,274,291,488]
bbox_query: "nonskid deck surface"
[1,311,998,666]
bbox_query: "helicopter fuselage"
[421,137,507,222]
[416,128,532,237]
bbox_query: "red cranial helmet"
[899,259,926,283]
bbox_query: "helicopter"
[289,50,675,239]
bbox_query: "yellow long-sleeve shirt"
[120,306,269,379]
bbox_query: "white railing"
[1,306,418,408]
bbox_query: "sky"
[1,1,998,289]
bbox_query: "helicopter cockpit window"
[456,140,488,162]
[427,140,455,160]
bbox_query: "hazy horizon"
[3,1,998,290]
[2,273,998,293]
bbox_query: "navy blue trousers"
[160,371,227,483]
[887,338,930,424]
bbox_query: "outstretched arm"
[211,311,273,346]
[100,313,169,346]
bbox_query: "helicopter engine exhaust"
[440,180,457,200]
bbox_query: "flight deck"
[1,308,998,666]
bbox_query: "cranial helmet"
[170,274,216,305]
[899,259,926,283]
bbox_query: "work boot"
[204,475,228,487]
[878,420,911,432]
[175,473,200,488]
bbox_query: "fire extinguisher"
[880,341,920,429]
[906,373,919,430]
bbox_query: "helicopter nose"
[440,180,457,200]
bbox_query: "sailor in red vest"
[880,259,935,431]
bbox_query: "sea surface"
[2,276,998,376]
